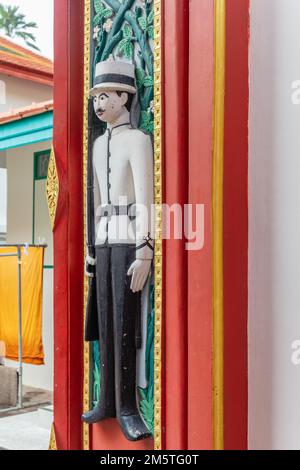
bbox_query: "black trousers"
[95,244,141,418]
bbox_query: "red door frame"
[53,0,84,450]
[223,0,249,450]
[164,0,189,450]
[187,0,215,450]
[52,0,249,450]
[187,0,249,450]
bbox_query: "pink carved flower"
[103,19,114,33]
[149,100,154,114]
[93,25,100,39]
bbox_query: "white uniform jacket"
[93,124,154,260]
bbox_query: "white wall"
[249,0,300,450]
[5,140,53,391]
[6,145,35,244]
[0,75,52,113]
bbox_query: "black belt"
[100,204,136,221]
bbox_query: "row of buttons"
[106,131,112,237]
[107,135,112,205]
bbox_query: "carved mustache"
[96,108,105,115]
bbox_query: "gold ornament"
[46,145,59,231]
[83,0,91,452]
[213,0,226,451]
[48,423,57,450]
[153,0,163,452]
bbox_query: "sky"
[1,0,54,59]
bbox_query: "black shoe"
[81,406,115,424]
[118,414,151,441]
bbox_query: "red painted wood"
[187,0,215,450]
[53,0,84,450]
[52,0,250,451]
[164,0,189,451]
[92,421,154,450]
[223,0,249,450]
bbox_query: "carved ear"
[120,92,129,106]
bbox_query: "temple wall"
[5,140,53,391]
[0,75,52,113]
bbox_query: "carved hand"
[127,259,152,293]
[85,254,96,278]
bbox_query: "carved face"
[93,90,128,124]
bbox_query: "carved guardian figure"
[82,58,154,442]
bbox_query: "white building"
[0,36,53,391]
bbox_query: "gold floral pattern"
[46,145,59,231]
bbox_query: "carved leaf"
[138,384,154,434]
[123,23,133,38]
[147,9,154,25]
[125,41,133,59]
[93,2,112,26]
[93,12,103,26]
[136,67,145,90]
[140,110,153,133]
[103,8,113,19]
[143,75,153,87]
[147,25,154,39]
[94,0,103,14]
[138,16,147,31]
[117,38,128,54]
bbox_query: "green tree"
[0,4,40,51]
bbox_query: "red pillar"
[164,0,189,450]
[188,0,215,450]
[53,0,84,450]
[223,0,249,450]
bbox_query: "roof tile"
[0,35,53,84]
[0,100,53,124]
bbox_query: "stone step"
[37,406,53,430]
[0,411,51,450]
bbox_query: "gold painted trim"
[48,423,57,450]
[83,0,91,451]
[46,145,59,231]
[212,0,226,451]
[153,0,163,452]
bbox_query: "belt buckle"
[128,204,136,222]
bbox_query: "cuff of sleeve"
[136,237,154,260]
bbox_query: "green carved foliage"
[138,285,155,434]
[93,0,113,27]
[140,110,154,134]
[118,24,134,59]
[93,0,154,122]
[138,384,154,434]
[93,341,101,408]
[136,67,153,91]
[138,7,154,39]
[91,0,155,435]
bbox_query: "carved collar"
[107,122,131,137]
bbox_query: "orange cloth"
[0,247,45,365]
